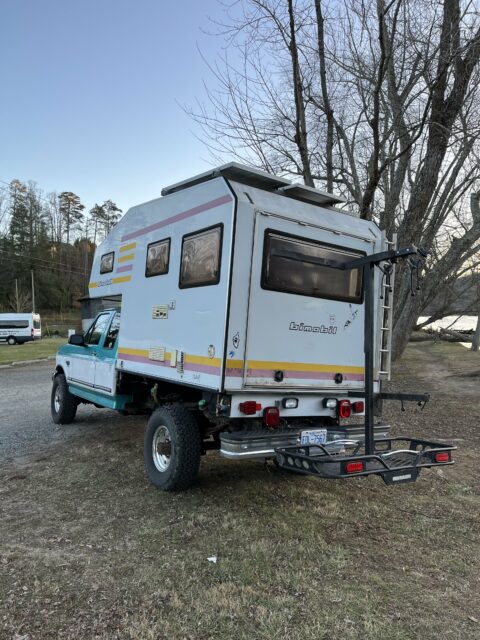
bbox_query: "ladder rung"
[381,326,390,331]
[380,349,389,353]
[382,305,391,309]
[378,371,389,375]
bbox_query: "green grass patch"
[0,337,65,364]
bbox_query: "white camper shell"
[52,164,455,490]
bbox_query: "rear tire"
[51,373,78,424]
[7,336,16,345]
[144,404,201,491]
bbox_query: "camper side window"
[179,225,223,288]
[262,231,364,304]
[100,252,114,274]
[146,238,170,277]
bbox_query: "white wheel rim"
[152,425,172,472]
[54,387,61,413]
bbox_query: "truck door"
[93,312,120,395]
[70,312,111,389]
[243,211,372,389]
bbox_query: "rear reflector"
[345,461,364,473]
[352,401,364,414]
[239,401,262,415]
[434,452,450,463]
[263,406,280,427]
[338,400,351,419]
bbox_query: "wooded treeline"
[0,179,122,313]
[190,0,480,357]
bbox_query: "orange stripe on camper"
[120,242,137,252]
[117,253,135,264]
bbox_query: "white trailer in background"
[52,164,454,490]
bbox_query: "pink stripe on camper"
[116,264,133,273]
[121,194,233,242]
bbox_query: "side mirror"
[69,334,85,346]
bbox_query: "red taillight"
[345,461,364,473]
[263,406,280,427]
[239,401,262,415]
[435,452,450,463]
[338,400,351,419]
[352,401,364,414]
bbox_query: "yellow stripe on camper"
[226,359,244,369]
[111,275,132,284]
[118,347,150,356]
[88,281,98,289]
[246,360,364,374]
[185,354,222,367]
[118,253,135,264]
[120,242,137,253]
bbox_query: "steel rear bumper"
[219,423,390,460]
[275,437,456,484]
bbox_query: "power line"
[0,249,91,277]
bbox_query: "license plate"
[300,429,327,446]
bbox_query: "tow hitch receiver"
[275,437,456,485]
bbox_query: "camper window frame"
[100,251,115,274]
[145,237,171,278]
[261,228,365,304]
[179,223,224,289]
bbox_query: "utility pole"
[31,269,35,313]
[15,279,19,312]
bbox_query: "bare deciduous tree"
[188,0,480,358]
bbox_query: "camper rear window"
[179,225,223,288]
[261,231,364,303]
[100,252,114,274]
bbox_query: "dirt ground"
[1,341,479,640]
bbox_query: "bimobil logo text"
[289,322,337,334]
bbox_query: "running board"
[275,437,456,484]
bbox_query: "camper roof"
[161,162,346,207]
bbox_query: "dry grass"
[0,338,65,365]
[1,342,480,639]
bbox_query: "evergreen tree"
[58,192,85,245]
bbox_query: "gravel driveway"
[0,362,141,463]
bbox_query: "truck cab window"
[104,313,121,350]
[262,231,364,303]
[179,225,222,288]
[84,313,111,346]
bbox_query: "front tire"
[51,373,78,424]
[144,404,201,491]
[7,336,16,345]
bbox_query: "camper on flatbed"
[51,164,454,490]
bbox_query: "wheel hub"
[152,425,172,472]
[54,387,61,413]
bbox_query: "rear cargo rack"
[276,437,456,485]
[276,244,455,484]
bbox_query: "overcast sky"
[0,0,233,213]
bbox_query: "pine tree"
[58,192,85,245]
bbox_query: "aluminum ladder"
[378,234,397,381]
